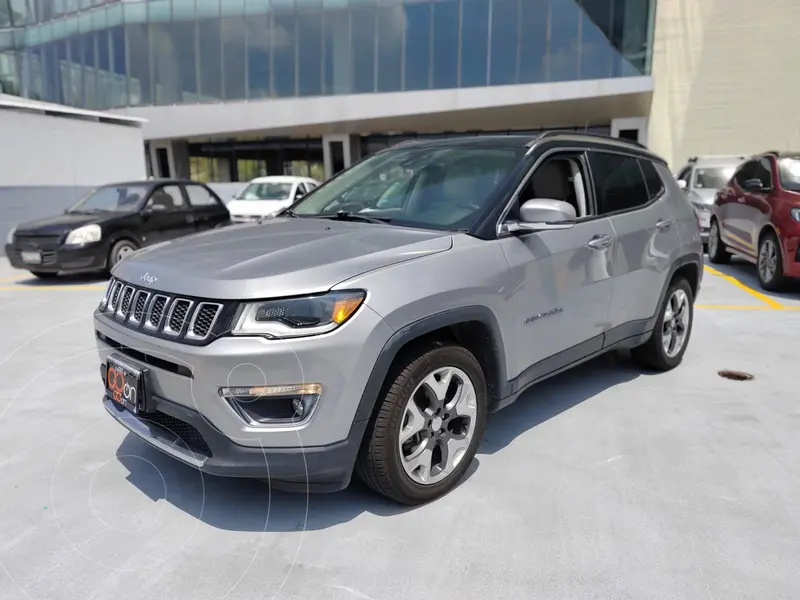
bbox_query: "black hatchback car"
[5,179,230,278]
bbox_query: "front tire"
[356,344,488,505]
[707,219,730,264]
[108,239,138,271]
[757,230,786,291]
[632,277,694,371]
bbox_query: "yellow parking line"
[0,274,29,282]
[696,304,774,310]
[0,284,104,291]
[703,265,784,309]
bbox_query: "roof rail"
[536,129,648,150]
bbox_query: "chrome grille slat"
[164,299,194,336]
[128,290,151,325]
[186,303,223,341]
[145,294,169,331]
[106,281,124,313]
[116,285,135,320]
[99,278,116,311]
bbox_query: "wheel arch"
[757,223,781,250]
[646,253,703,331]
[350,306,508,429]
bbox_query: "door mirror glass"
[512,198,576,232]
[744,178,765,191]
[677,179,688,191]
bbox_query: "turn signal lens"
[332,296,363,324]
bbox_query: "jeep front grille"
[98,277,234,345]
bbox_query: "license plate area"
[21,251,42,264]
[105,355,150,414]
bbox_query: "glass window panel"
[0,31,10,51]
[68,36,83,105]
[91,7,106,30]
[297,10,322,96]
[272,12,296,96]
[0,51,20,96]
[222,17,246,100]
[127,23,151,105]
[106,2,122,26]
[0,1,11,28]
[97,29,110,108]
[173,0,197,20]
[376,5,402,92]
[24,49,44,100]
[578,0,613,79]
[431,0,457,89]
[196,0,220,19]
[109,24,127,107]
[548,0,579,82]
[402,1,430,91]
[123,0,146,23]
[148,0,171,22]
[41,43,58,102]
[323,8,350,94]
[489,0,518,85]
[351,7,375,93]
[8,0,29,26]
[246,14,271,98]
[244,0,269,15]
[83,33,97,108]
[221,0,245,16]
[152,21,198,104]
[272,0,295,8]
[518,0,547,83]
[198,19,222,99]
[611,0,650,76]
[460,0,489,87]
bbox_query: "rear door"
[722,160,757,254]
[183,183,230,231]
[139,184,196,245]
[587,151,680,343]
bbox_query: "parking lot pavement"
[1,257,800,600]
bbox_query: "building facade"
[1,0,656,181]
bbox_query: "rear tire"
[30,271,58,279]
[756,230,786,291]
[355,344,487,505]
[632,277,694,371]
[707,219,730,264]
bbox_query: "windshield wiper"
[317,211,390,225]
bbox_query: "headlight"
[6,226,16,244]
[64,224,102,245]
[232,290,366,338]
[791,207,800,222]
[692,201,710,212]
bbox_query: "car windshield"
[66,185,150,213]
[237,182,294,201]
[778,157,800,192]
[693,167,736,189]
[289,145,524,231]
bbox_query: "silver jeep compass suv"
[95,132,702,505]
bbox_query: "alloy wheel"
[398,366,477,485]
[758,238,778,283]
[661,289,690,359]
[115,244,135,264]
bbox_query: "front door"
[139,184,196,245]
[499,153,615,377]
[722,159,758,254]
[183,183,230,231]
[586,152,680,339]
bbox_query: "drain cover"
[718,370,754,381]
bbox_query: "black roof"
[98,178,204,187]
[392,130,649,151]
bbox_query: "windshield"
[693,166,736,189]
[237,182,294,201]
[67,185,150,213]
[778,157,800,192]
[290,145,524,230]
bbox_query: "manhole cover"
[718,370,754,381]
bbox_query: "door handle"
[587,234,613,250]
[656,218,674,230]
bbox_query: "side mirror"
[507,199,576,233]
[143,204,166,214]
[744,178,766,191]
[677,179,688,191]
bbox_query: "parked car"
[674,155,746,247]
[227,176,320,223]
[707,151,800,290]
[4,179,230,278]
[95,132,702,505]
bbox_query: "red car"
[707,151,800,290]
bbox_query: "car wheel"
[356,344,487,505]
[757,230,786,291]
[108,239,138,270]
[632,277,694,371]
[30,271,58,279]
[706,219,730,264]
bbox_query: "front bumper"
[94,304,394,487]
[5,241,107,273]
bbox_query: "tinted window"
[734,160,757,186]
[589,152,649,214]
[66,185,150,214]
[752,157,773,189]
[185,185,219,207]
[148,185,186,211]
[777,157,800,192]
[693,166,736,190]
[639,159,665,200]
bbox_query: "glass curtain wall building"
[1,0,656,182]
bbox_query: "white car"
[228,176,320,223]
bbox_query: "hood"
[15,212,104,237]
[228,199,291,217]
[689,188,718,205]
[112,217,453,299]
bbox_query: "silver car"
[95,132,703,505]
[675,155,746,246]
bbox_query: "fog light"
[219,383,322,425]
[292,397,304,418]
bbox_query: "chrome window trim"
[163,299,194,337]
[185,302,223,341]
[144,294,170,331]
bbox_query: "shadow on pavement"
[115,351,646,531]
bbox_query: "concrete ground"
[1,256,799,600]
